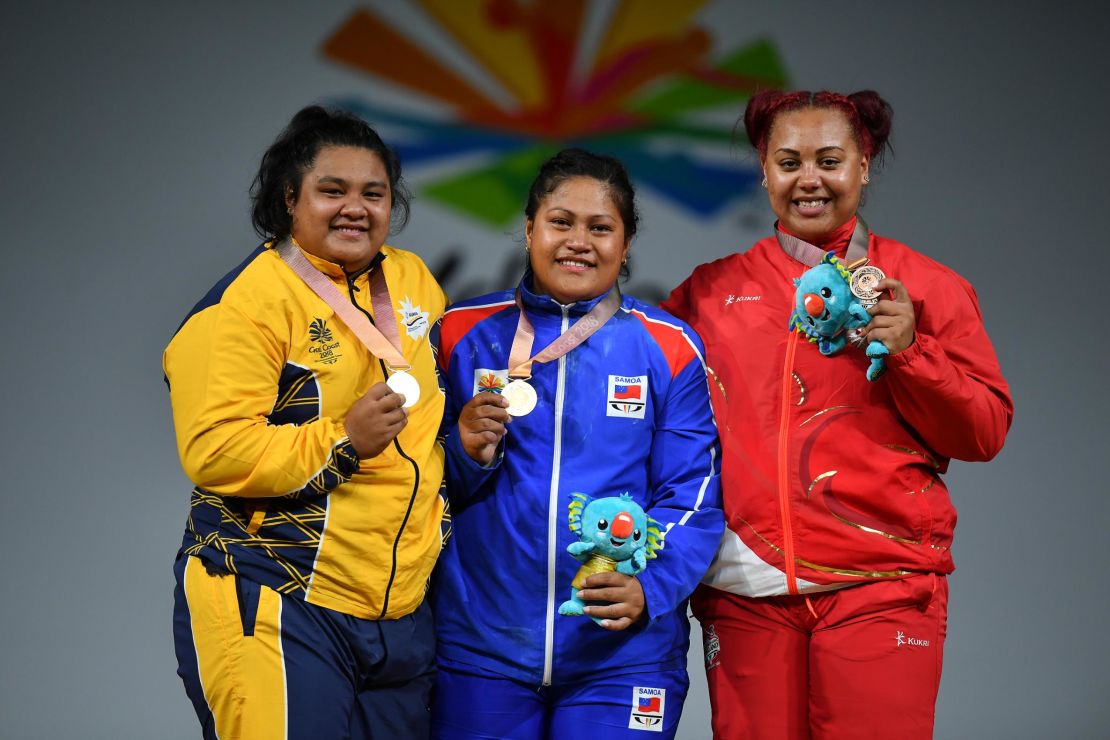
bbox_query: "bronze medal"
[850,265,886,306]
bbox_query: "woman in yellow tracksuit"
[165,106,446,739]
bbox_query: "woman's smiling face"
[763,107,869,242]
[287,145,392,274]
[526,176,630,304]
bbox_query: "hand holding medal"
[458,392,511,466]
[344,382,411,459]
[862,276,916,355]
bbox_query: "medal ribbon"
[775,216,871,268]
[507,287,622,379]
[275,239,411,371]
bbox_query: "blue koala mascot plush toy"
[789,251,888,381]
[558,493,662,625]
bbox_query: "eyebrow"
[546,207,616,220]
[316,175,389,188]
[774,146,846,155]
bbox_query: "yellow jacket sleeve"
[165,296,358,499]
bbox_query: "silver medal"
[502,379,538,417]
[850,265,886,307]
[386,370,421,408]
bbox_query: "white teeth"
[558,260,590,268]
[796,200,827,208]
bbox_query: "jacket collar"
[277,240,386,283]
[517,270,621,318]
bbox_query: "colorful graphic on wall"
[322,1,788,228]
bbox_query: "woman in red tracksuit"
[662,90,1013,739]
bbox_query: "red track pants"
[692,574,948,740]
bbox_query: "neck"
[778,216,858,256]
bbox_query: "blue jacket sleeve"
[434,320,503,507]
[636,347,724,623]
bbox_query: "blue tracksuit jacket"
[431,278,723,686]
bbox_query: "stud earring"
[863,174,870,185]
[761,176,767,188]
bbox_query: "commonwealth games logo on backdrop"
[321,1,789,228]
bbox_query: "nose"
[340,195,367,217]
[799,162,821,189]
[804,293,825,317]
[611,511,634,539]
[565,223,588,248]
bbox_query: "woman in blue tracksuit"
[430,148,723,739]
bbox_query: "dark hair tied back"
[847,90,893,167]
[744,89,894,168]
[524,148,639,278]
[250,105,412,241]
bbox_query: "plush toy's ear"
[793,277,801,287]
[568,492,589,536]
[644,516,664,559]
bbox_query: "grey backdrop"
[2,1,1107,738]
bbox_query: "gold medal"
[850,265,886,306]
[502,379,538,417]
[386,370,421,408]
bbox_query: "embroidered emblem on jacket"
[628,686,666,731]
[607,375,647,419]
[398,296,430,339]
[308,318,342,365]
[473,369,508,396]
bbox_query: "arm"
[634,353,724,622]
[580,352,723,629]
[659,273,694,321]
[869,275,1013,462]
[434,317,507,505]
[165,301,365,498]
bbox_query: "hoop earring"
[761,176,767,188]
[863,174,871,185]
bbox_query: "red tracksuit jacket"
[662,227,1012,597]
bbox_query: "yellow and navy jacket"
[164,241,447,620]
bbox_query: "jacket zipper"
[778,331,800,595]
[344,273,421,618]
[542,305,570,686]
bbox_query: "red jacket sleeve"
[660,274,694,322]
[884,271,1013,462]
